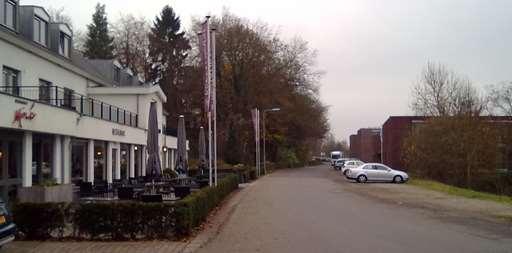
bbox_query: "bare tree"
[48,7,86,52]
[411,62,485,116]
[111,14,151,78]
[487,81,512,116]
[48,7,72,27]
[321,132,349,154]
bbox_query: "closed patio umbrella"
[175,115,188,175]
[146,102,162,178]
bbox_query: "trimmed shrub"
[13,202,70,240]
[175,174,238,236]
[13,174,239,240]
[74,202,175,240]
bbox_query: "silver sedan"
[345,163,409,183]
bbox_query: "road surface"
[198,165,512,253]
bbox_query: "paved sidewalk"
[4,241,188,253]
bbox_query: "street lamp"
[262,107,281,175]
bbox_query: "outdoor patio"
[73,175,209,202]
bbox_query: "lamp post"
[262,108,281,175]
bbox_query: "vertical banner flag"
[251,109,258,141]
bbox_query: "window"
[375,165,389,171]
[59,32,71,58]
[33,16,47,46]
[38,79,52,103]
[63,88,73,109]
[2,66,19,96]
[4,0,16,30]
[113,66,121,83]
[363,165,374,170]
[127,74,133,85]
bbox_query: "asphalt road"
[198,164,512,253]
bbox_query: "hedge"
[13,202,70,240]
[13,174,239,240]
[74,202,176,240]
[175,174,239,236]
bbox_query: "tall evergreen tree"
[84,3,114,59]
[148,5,191,128]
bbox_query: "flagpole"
[211,28,218,187]
[205,16,213,187]
[257,109,260,177]
[254,109,258,177]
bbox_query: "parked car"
[333,159,345,170]
[341,160,364,175]
[0,199,16,248]
[345,163,409,183]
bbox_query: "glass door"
[0,135,22,203]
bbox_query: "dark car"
[0,199,16,249]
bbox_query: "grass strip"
[410,178,512,206]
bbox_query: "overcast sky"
[23,0,512,141]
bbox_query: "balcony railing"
[0,85,138,127]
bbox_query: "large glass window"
[2,66,20,96]
[32,135,53,185]
[4,0,16,30]
[59,32,71,58]
[0,138,21,203]
[33,16,47,46]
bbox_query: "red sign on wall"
[12,103,37,128]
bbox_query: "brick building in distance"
[381,116,427,171]
[349,128,381,163]
[381,116,512,172]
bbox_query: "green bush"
[278,148,300,168]
[13,202,70,240]
[74,202,175,240]
[175,174,239,236]
[13,175,239,240]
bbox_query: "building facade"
[382,116,512,172]
[381,116,426,171]
[0,1,181,202]
[349,128,381,163]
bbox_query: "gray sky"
[24,0,512,141]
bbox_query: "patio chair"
[118,187,134,200]
[79,182,93,198]
[173,185,191,199]
[93,181,110,198]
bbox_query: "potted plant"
[18,179,73,203]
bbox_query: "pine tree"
[84,3,114,59]
[148,5,191,128]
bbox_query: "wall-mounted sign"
[12,103,37,128]
[112,128,126,136]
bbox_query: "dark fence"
[0,85,138,127]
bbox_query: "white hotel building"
[0,1,181,202]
